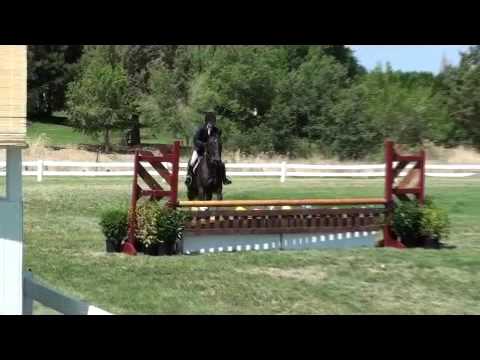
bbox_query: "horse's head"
[206,133,221,165]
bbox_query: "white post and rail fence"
[22,271,111,315]
[1,160,480,182]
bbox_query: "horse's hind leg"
[216,189,223,201]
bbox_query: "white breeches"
[189,150,199,166]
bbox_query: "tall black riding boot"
[221,163,232,185]
[185,164,194,187]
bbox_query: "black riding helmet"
[204,111,216,126]
[204,111,217,136]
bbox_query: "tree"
[138,63,187,142]
[439,46,480,149]
[114,45,171,145]
[273,45,365,78]
[27,45,83,117]
[271,48,351,155]
[327,83,382,160]
[320,45,366,78]
[360,65,447,147]
[196,46,288,154]
[65,46,132,152]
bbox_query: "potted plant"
[420,198,450,248]
[99,208,128,253]
[392,200,424,247]
[156,208,190,255]
[392,197,450,248]
[135,202,190,256]
[136,202,161,255]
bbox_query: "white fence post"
[280,161,287,183]
[37,160,43,182]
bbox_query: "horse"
[187,132,223,201]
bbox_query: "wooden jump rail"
[124,139,426,254]
[179,198,387,208]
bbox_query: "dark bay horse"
[187,133,223,201]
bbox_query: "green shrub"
[392,197,450,247]
[392,200,424,247]
[99,208,129,242]
[421,198,450,241]
[136,202,190,251]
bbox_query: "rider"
[185,111,232,187]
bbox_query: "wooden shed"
[0,45,27,315]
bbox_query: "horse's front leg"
[199,188,207,201]
[216,188,223,201]
[205,190,213,201]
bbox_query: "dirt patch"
[240,266,328,283]
[426,143,480,163]
[23,145,133,162]
[4,137,479,163]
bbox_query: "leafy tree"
[327,83,382,159]
[439,46,480,149]
[65,46,132,152]
[58,44,463,160]
[185,46,288,154]
[138,63,186,141]
[272,49,350,155]
[27,45,83,117]
[360,65,446,147]
[320,45,366,78]
[114,45,171,145]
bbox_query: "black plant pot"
[144,243,160,256]
[157,242,177,256]
[106,238,119,253]
[136,242,145,254]
[157,243,168,256]
[423,235,440,249]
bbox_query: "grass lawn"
[27,119,173,147]
[28,122,98,146]
[16,176,480,314]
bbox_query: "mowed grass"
[28,121,173,146]
[28,122,98,146]
[15,176,480,314]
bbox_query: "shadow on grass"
[438,242,457,250]
[421,241,457,250]
[28,115,68,126]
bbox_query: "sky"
[349,45,472,74]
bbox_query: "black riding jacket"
[193,124,222,156]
